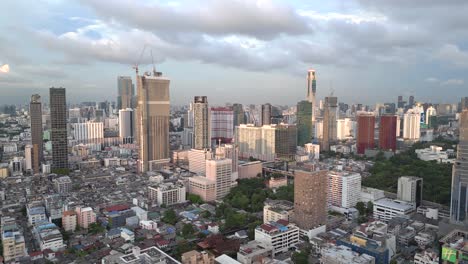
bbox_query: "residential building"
[27,203,47,225]
[322,96,338,151]
[188,148,213,175]
[403,109,421,140]
[254,220,300,256]
[373,198,415,222]
[119,108,134,144]
[50,87,68,170]
[117,76,134,109]
[188,176,216,202]
[397,176,423,207]
[215,144,239,179]
[206,158,234,200]
[101,246,180,264]
[72,121,104,147]
[425,106,436,125]
[320,244,375,264]
[148,182,187,206]
[328,171,362,208]
[181,250,215,264]
[379,115,397,151]
[263,199,294,223]
[357,112,375,154]
[1,218,27,262]
[193,96,210,149]
[54,176,72,194]
[136,71,170,173]
[236,124,276,161]
[210,107,234,144]
[62,210,77,232]
[293,170,327,230]
[24,144,33,171]
[75,206,96,229]
[413,249,438,264]
[33,222,64,252]
[237,240,273,264]
[30,94,43,173]
[297,100,312,145]
[337,118,354,140]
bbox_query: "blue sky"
[0,0,467,106]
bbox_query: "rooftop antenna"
[330,80,335,96]
[133,44,147,75]
[151,49,157,76]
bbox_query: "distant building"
[403,109,421,140]
[193,96,210,149]
[30,94,43,174]
[188,148,212,175]
[263,200,294,223]
[75,206,96,229]
[261,103,272,126]
[322,96,338,151]
[379,115,397,151]
[117,76,134,110]
[236,124,276,161]
[275,124,297,161]
[232,103,245,127]
[356,112,376,155]
[54,176,72,194]
[415,145,455,163]
[62,210,77,232]
[210,107,234,144]
[206,159,234,200]
[328,171,361,208]
[50,87,68,170]
[148,182,187,206]
[337,118,354,140]
[397,176,423,207]
[119,108,134,144]
[296,100,312,145]
[307,70,317,139]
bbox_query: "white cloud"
[425,77,438,83]
[0,64,9,73]
[441,79,464,86]
[435,44,468,67]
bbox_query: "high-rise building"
[24,145,33,171]
[408,95,415,108]
[50,87,68,170]
[215,144,238,178]
[293,170,327,230]
[450,109,468,223]
[306,70,317,138]
[336,118,354,140]
[403,109,421,140]
[193,96,210,150]
[461,97,468,111]
[275,124,297,161]
[136,71,170,173]
[232,103,245,127]
[30,94,43,174]
[328,171,362,209]
[296,100,312,146]
[261,103,272,126]
[322,96,338,151]
[206,159,234,200]
[425,106,436,125]
[71,122,104,145]
[356,112,375,154]
[117,76,134,109]
[397,176,423,207]
[379,115,397,151]
[236,124,276,161]
[210,107,233,144]
[119,108,134,144]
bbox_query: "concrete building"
[237,240,273,264]
[450,109,468,223]
[25,144,33,171]
[54,176,72,194]
[72,122,104,148]
[337,118,354,140]
[232,103,245,128]
[403,109,421,140]
[415,146,455,163]
[148,182,187,206]
[30,94,43,174]
[1,218,27,262]
[215,144,238,179]
[263,199,294,223]
[193,96,210,149]
[379,115,397,151]
[254,220,299,256]
[62,210,77,232]
[322,96,338,151]
[236,124,276,161]
[307,70,317,138]
[75,206,96,229]
[210,107,234,144]
[261,103,272,126]
[297,100,313,145]
[119,108,134,144]
[50,87,68,170]
[102,246,180,264]
[438,229,467,263]
[238,161,262,179]
[117,76,134,110]
[206,159,234,200]
[397,176,423,207]
[425,106,436,125]
[373,198,415,222]
[328,171,362,208]
[181,250,215,264]
[33,222,64,252]
[293,170,327,230]
[360,187,385,203]
[321,245,375,264]
[136,71,170,173]
[188,176,217,202]
[27,204,47,225]
[413,249,439,264]
[188,148,213,175]
[356,112,375,154]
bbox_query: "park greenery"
[187,193,203,204]
[162,209,178,225]
[363,139,456,205]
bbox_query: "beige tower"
[30,94,43,174]
[193,96,210,149]
[136,71,170,173]
[322,96,338,151]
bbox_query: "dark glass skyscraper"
[451,109,468,223]
[297,100,312,146]
[232,103,245,127]
[50,87,68,170]
[117,76,134,110]
[261,103,272,126]
[30,94,43,173]
[322,96,337,151]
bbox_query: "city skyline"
[1,0,468,105]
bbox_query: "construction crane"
[133,44,147,75]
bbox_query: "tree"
[292,251,308,264]
[356,202,366,216]
[88,222,105,235]
[366,201,374,215]
[181,223,195,238]
[162,209,177,225]
[187,194,203,204]
[201,210,212,218]
[174,240,195,260]
[275,185,294,202]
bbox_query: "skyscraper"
[408,95,415,108]
[403,109,421,140]
[425,106,437,125]
[119,108,134,144]
[379,115,397,151]
[296,100,312,146]
[275,124,297,161]
[206,159,234,200]
[451,109,468,223]
[397,95,405,109]
[356,112,375,154]
[307,70,317,138]
[50,88,68,170]
[461,97,468,111]
[261,103,272,126]
[232,103,245,127]
[30,94,43,174]
[210,107,233,144]
[193,96,210,150]
[397,176,423,207]
[293,170,327,230]
[136,71,170,173]
[322,96,338,151]
[117,76,134,109]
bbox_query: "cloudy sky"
[0,0,467,106]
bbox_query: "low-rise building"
[188,176,216,202]
[62,210,77,232]
[413,249,439,264]
[53,176,72,194]
[148,181,187,206]
[438,229,468,264]
[120,227,135,242]
[321,244,375,264]
[101,246,180,263]
[238,161,262,179]
[139,220,158,230]
[27,203,47,225]
[75,206,96,229]
[263,199,294,223]
[33,222,64,252]
[181,250,215,264]
[415,146,455,163]
[237,240,273,264]
[254,219,299,256]
[373,198,415,222]
[360,187,385,203]
[1,218,27,262]
[414,231,435,249]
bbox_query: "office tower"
[384,103,396,114]
[193,96,210,150]
[117,76,134,109]
[293,170,327,230]
[210,107,234,144]
[397,95,405,109]
[187,103,194,128]
[119,108,134,144]
[30,94,43,173]
[397,176,423,207]
[425,106,437,125]
[306,70,317,138]
[232,103,245,127]
[328,171,362,208]
[403,109,421,140]
[461,97,468,111]
[24,145,33,171]
[236,124,276,161]
[322,96,338,151]
[136,71,170,173]
[336,118,354,140]
[206,159,233,200]
[451,109,468,223]
[275,124,297,161]
[261,103,272,126]
[379,115,397,151]
[297,100,312,146]
[408,95,415,108]
[50,88,68,170]
[356,112,376,154]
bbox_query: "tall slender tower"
[451,109,468,223]
[30,94,43,174]
[193,96,210,150]
[261,103,272,126]
[307,70,317,139]
[50,88,68,170]
[322,96,337,151]
[117,76,134,109]
[136,71,170,173]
